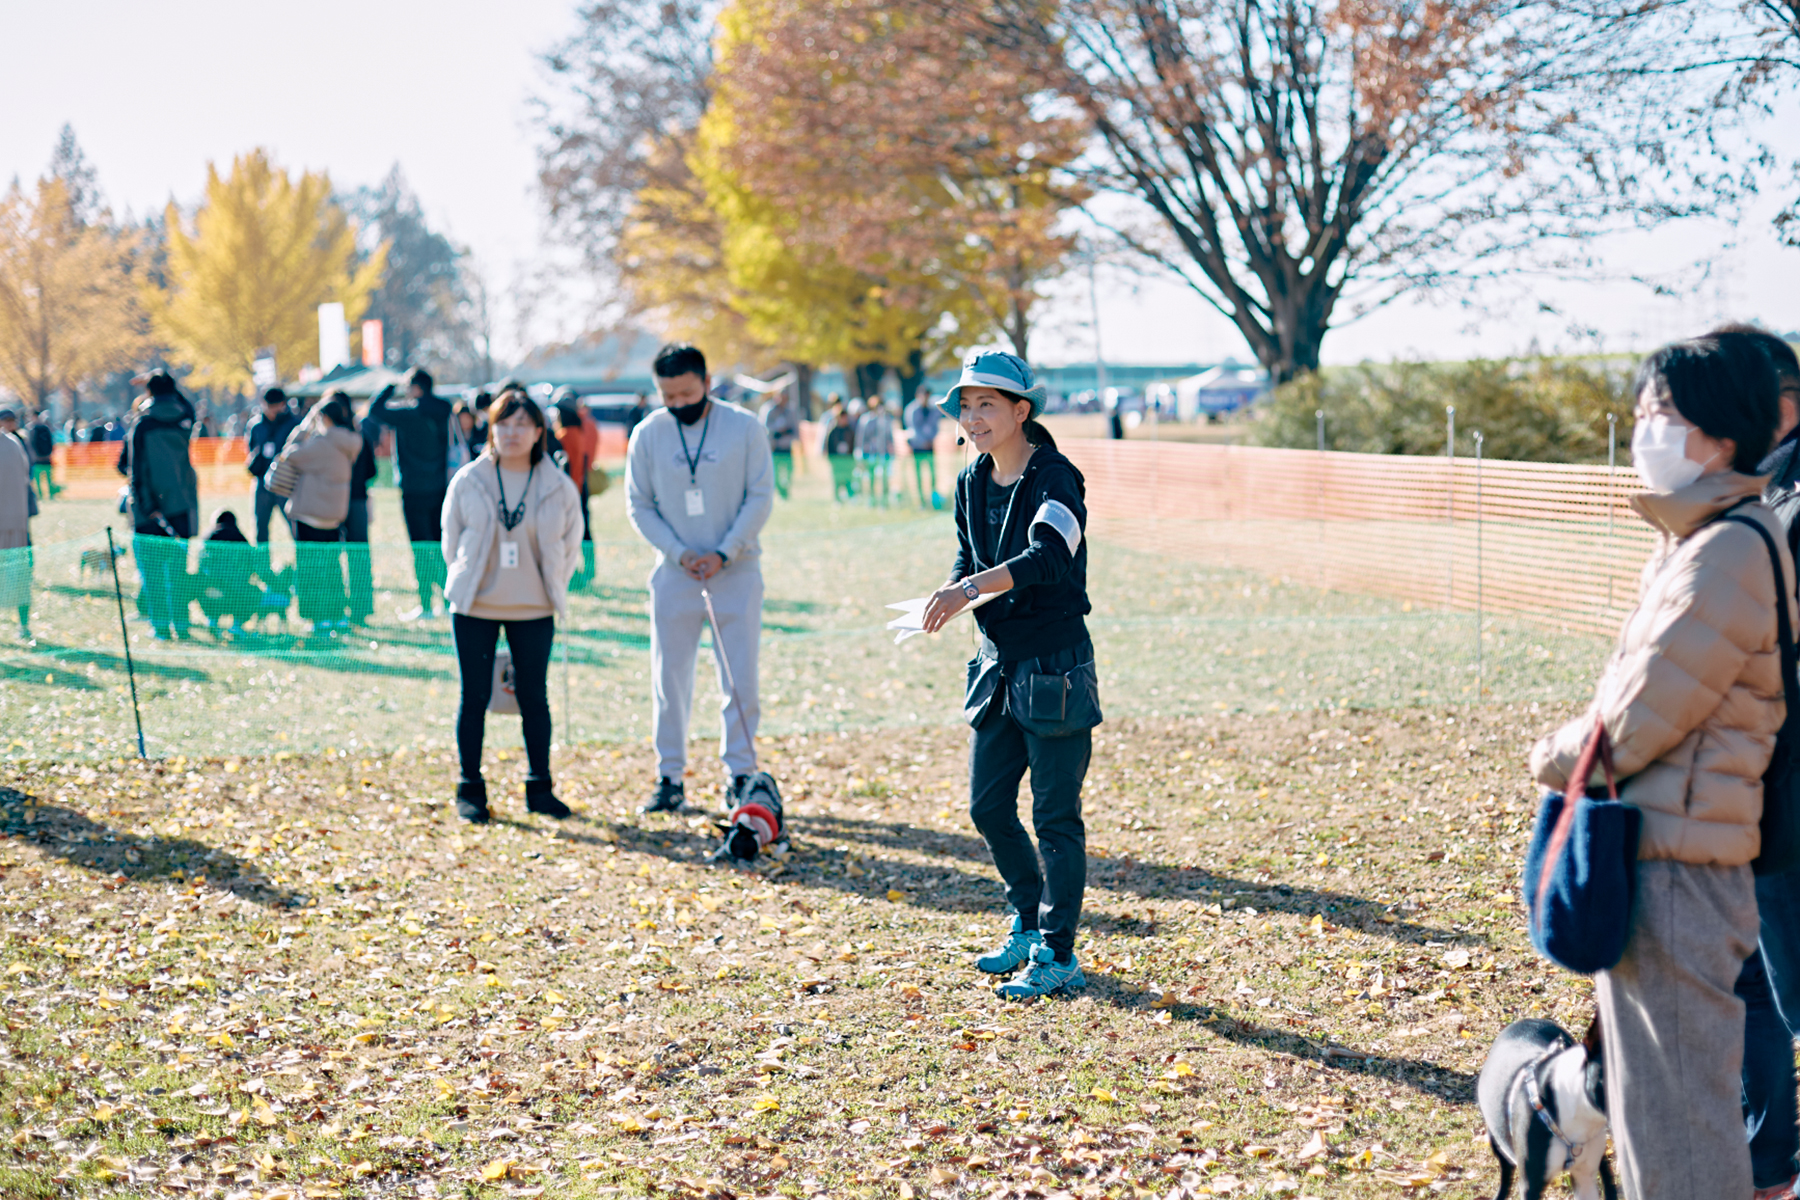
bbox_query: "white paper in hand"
[886,591,996,644]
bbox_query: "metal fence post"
[1474,431,1484,699]
[1445,405,1456,611]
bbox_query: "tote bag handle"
[1534,720,1618,915]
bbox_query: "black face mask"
[668,398,709,425]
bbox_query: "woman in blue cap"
[921,351,1102,999]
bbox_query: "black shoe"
[641,777,685,814]
[526,787,571,819]
[455,781,490,824]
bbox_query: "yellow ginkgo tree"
[0,176,145,411]
[145,149,387,390]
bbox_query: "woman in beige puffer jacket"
[270,392,361,629]
[1529,334,1789,1200]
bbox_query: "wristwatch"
[962,580,981,602]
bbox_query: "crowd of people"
[817,387,946,508]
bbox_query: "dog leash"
[1517,1044,1586,1161]
[701,581,758,775]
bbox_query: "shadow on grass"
[31,641,212,683]
[1087,982,1477,1102]
[0,789,307,909]
[0,659,102,690]
[555,811,1459,945]
[796,813,1461,943]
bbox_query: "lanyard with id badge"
[678,409,711,517]
[496,463,534,569]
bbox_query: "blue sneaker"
[976,915,1042,974]
[996,944,1085,1000]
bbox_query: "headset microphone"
[957,435,966,446]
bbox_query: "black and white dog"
[1476,1016,1617,1200]
[710,772,788,865]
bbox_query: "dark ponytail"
[1023,418,1056,450]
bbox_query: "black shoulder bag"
[1723,512,1800,875]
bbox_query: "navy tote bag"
[1522,721,1643,974]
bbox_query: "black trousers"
[968,700,1091,955]
[452,613,555,792]
[292,521,345,623]
[133,510,195,635]
[400,488,447,610]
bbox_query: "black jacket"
[1763,435,1800,543]
[951,444,1091,662]
[28,422,54,462]
[349,421,379,502]
[118,396,200,523]
[245,409,300,478]
[366,389,453,494]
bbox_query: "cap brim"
[938,383,1046,422]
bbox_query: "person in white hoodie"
[441,387,583,824]
[626,343,775,815]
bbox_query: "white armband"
[1030,499,1082,555]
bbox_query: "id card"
[685,488,705,517]
[500,541,519,569]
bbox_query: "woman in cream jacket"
[1530,334,1791,1200]
[270,392,361,629]
[440,388,582,823]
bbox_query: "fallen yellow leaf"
[886,889,907,902]
[480,1159,512,1182]
[1090,1088,1117,1103]
[749,1095,780,1112]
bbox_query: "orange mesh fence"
[1061,439,1651,638]
[53,437,248,499]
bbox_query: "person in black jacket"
[245,388,299,546]
[1716,324,1800,1199]
[118,372,201,639]
[343,406,380,624]
[365,369,452,619]
[921,351,1102,1000]
[27,411,56,500]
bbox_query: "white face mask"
[1632,414,1716,494]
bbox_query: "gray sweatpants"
[1596,859,1759,1200]
[648,559,762,779]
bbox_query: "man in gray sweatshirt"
[626,343,776,814]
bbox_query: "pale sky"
[8,0,1800,370]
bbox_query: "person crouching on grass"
[920,352,1102,1000]
[441,387,584,824]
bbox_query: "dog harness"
[1515,1045,1584,1164]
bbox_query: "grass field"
[0,703,1593,1199]
[0,449,1621,1197]
[3,463,1608,763]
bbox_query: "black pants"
[341,497,373,621]
[453,613,555,793]
[293,521,346,623]
[134,510,194,636]
[401,488,447,610]
[968,700,1091,956]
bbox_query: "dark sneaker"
[455,781,490,824]
[641,777,685,815]
[526,789,571,819]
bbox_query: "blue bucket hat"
[937,351,1047,422]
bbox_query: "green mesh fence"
[0,485,1613,762]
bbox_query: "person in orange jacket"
[551,386,600,588]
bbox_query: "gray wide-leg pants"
[1596,859,1759,1200]
[649,559,763,780]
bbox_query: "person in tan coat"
[269,392,361,631]
[1530,334,1791,1200]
